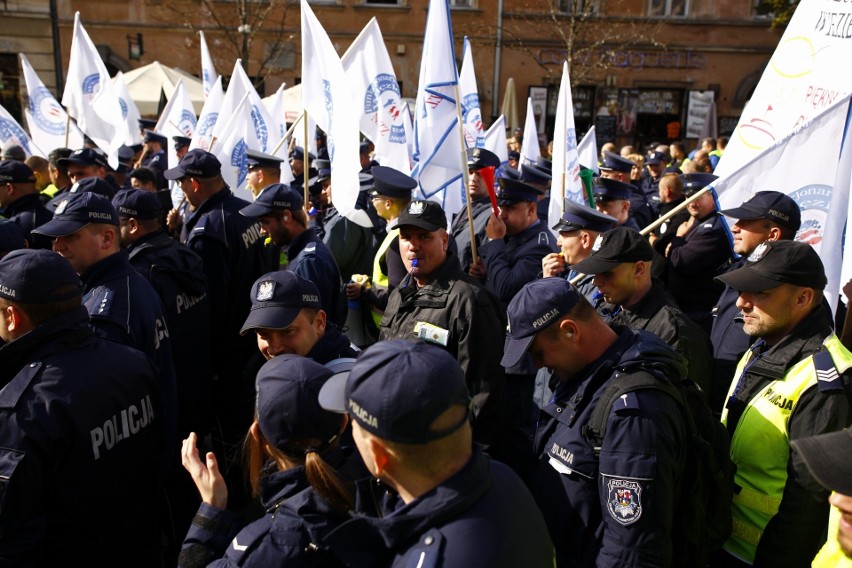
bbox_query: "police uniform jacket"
[627,187,654,229]
[307,323,359,364]
[621,215,642,233]
[143,149,168,189]
[722,304,852,567]
[568,269,598,305]
[611,280,714,396]
[665,212,732,315]
[325,451,555,568]
[709,258,751,413]
[479,220,556,374]
[322,206,376,282]
[639,175,661,215]
[531,328,687,567]
[286,228,346,328]
[451,197,492,270]
[0,306,164,566]
[127,229,213,436]
[179,447,365,568]
[181,187,269,389]
[380,251,507,448]
[1,193,52,249]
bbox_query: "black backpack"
[583,367,734,567]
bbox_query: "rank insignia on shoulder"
[606,478,643,525]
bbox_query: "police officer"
[542,200,618,303]
[639,150,668,214]
[665,173,733,334]
[648,172,689,262]
[173,135,191,161]
[519,157,553,225]
[0,249,165,565]
[47,148,111,211]
[239,182,346,327]
[344,166,415,330]
[290,146,314,178]
[140,130,169,189]
[710,191,801,412]
[319,340,556,567]
[451,148,501,272]
[380,199,507,449]
[600,150,653,228]
[503,277,688,567]
[245,148,284,198]
[0,160,51,249]
[592,177,643,232]
[712,241,852,567]
[573,226,714,396]
[240,271,358,363]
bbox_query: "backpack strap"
[582,369,683,455]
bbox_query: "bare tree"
[753,0,798,27]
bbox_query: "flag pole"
[270,111,304,157]
[303,110,309,211]
[453,83,477,262]
[65,113,71,148]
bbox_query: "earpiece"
[565,332,573,339]
[282,214,289,222]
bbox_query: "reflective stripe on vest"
[371,227,399,327]
[721,334,852,563]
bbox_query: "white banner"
[191,75,223,152]
[459,36,484,150]
[199,31,218,98]
[20,53,83,154]
[549,61,585,240]
[577,125,599,173]
[0,102,40,158]
[685,91,715,139]
[484,114,508,163]
[519,97,541,170]
[211,61,274,154]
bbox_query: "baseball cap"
[67,177,117,200]
[502,278,582,367]
[239,183,304,218]
[318,340,471,444]
[112,189,163,220]
[552,199,617,233]
[0,160,35,184]
[573,227,654,274]
[681,173,718,197]
[58,148,108,169]
[34,192,119,237]
[1,144,26,162]
[646,151,667,166]
[467,148,500,170]
[164,149,221,180]
[240,271,322,334]
[719,191,802,233]
[715,240,826,292]
[370,166,417,199]
[396,199,447,231]
[791,428,852,495]
[0,249,82,303]
[255,354,344,452]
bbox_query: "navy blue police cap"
[318,340,471,444]
[0,249,82,304]
[58,148,108,169]
[314,159,331,182]
[172,136,192,151]
[359,141,371,155]
[137,118,157,130]
[467,148,501,170]
[0,160,35,184]
[359,173,373,192]
[246,149,284,170]
[241,271,322,335]
[289,146,315,162]
[239,183,304,218]
[573,226,654,274]
[255,354,344,452]
[370,166,417,199]
[499,166,521,181]
[502,277,582,367]
[66,176,117,200]
[680,173,718,197]
[520,160,552,187]
[142,130,167,146]
[165,149,222,180]
[508,150,520,161]
[497,177,542,204]
[34,191,119,237]
[715,240,825,292]
[592,177,633,202]
[117,145,136,167]
[599,151,634,173]
[719,190,801,232]
[0,219,26,254]
[112,189,162,220]
[646,151,667,166]
[396,199,447,231]
[552,199,617,233]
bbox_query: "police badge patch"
[256,281,275,301]
[592,234,604,252]
[748,242,768,263]
[409,201,425,215]
[606,478,643,525]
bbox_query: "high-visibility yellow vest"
[370,227,399,327]
[812,502,852,567]
[721,334,852,563]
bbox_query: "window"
[0,54,22,124]
[364,0,404,6]
[555,0,599,15]
[648,0,687,17]
[450,0,476,8]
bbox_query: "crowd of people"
[0,123,850,568]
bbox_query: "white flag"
[411,0,465,216]
[519,97,541,170]
[155,79,197,172]
[199,31,218,98]
[191,75,223,152]
[211,61,274,153]
[112,71,143,146]
[301,0,369,227]
[577,125,599,173]
[0,103,41,158]
[262,82,289,155]
[714,94,852,312]
[459,37,484,150]
[341,17,411,174]
[484,115,508,164]
[61,12,123,166]
[20,53,84,153]
[715,0,852,177]
[548,62,585,240]
[210,93,252,195]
